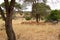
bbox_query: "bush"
[45,10,59,22]
[25,16,31,20]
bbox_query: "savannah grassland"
[0,14,60,40]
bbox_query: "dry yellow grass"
[0,18,60,40]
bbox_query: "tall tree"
[32,3,50,22]
[25,0,47,23]
[0,0,16,40]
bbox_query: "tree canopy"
[31,3,50,22]
[0,2,21,11]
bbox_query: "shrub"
[45,10,59,22]
[25,16,31,20]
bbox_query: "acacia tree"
[0,0,16,40]
[25,0,47,23]
[32,3,50,22]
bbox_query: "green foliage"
[0,2,21,10]
[41,17,44,20]
[15,2,21,9]
[45,10,60,22]
[25,16,31,20]
[49,10,58,20]
[32,3,50,21]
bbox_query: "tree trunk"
[36,14,39,23]
[5,13,16,40]
[0,0,16,40]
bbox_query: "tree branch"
[9,0,15,13]
[4,0,9,13]
[0,7,6,21]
